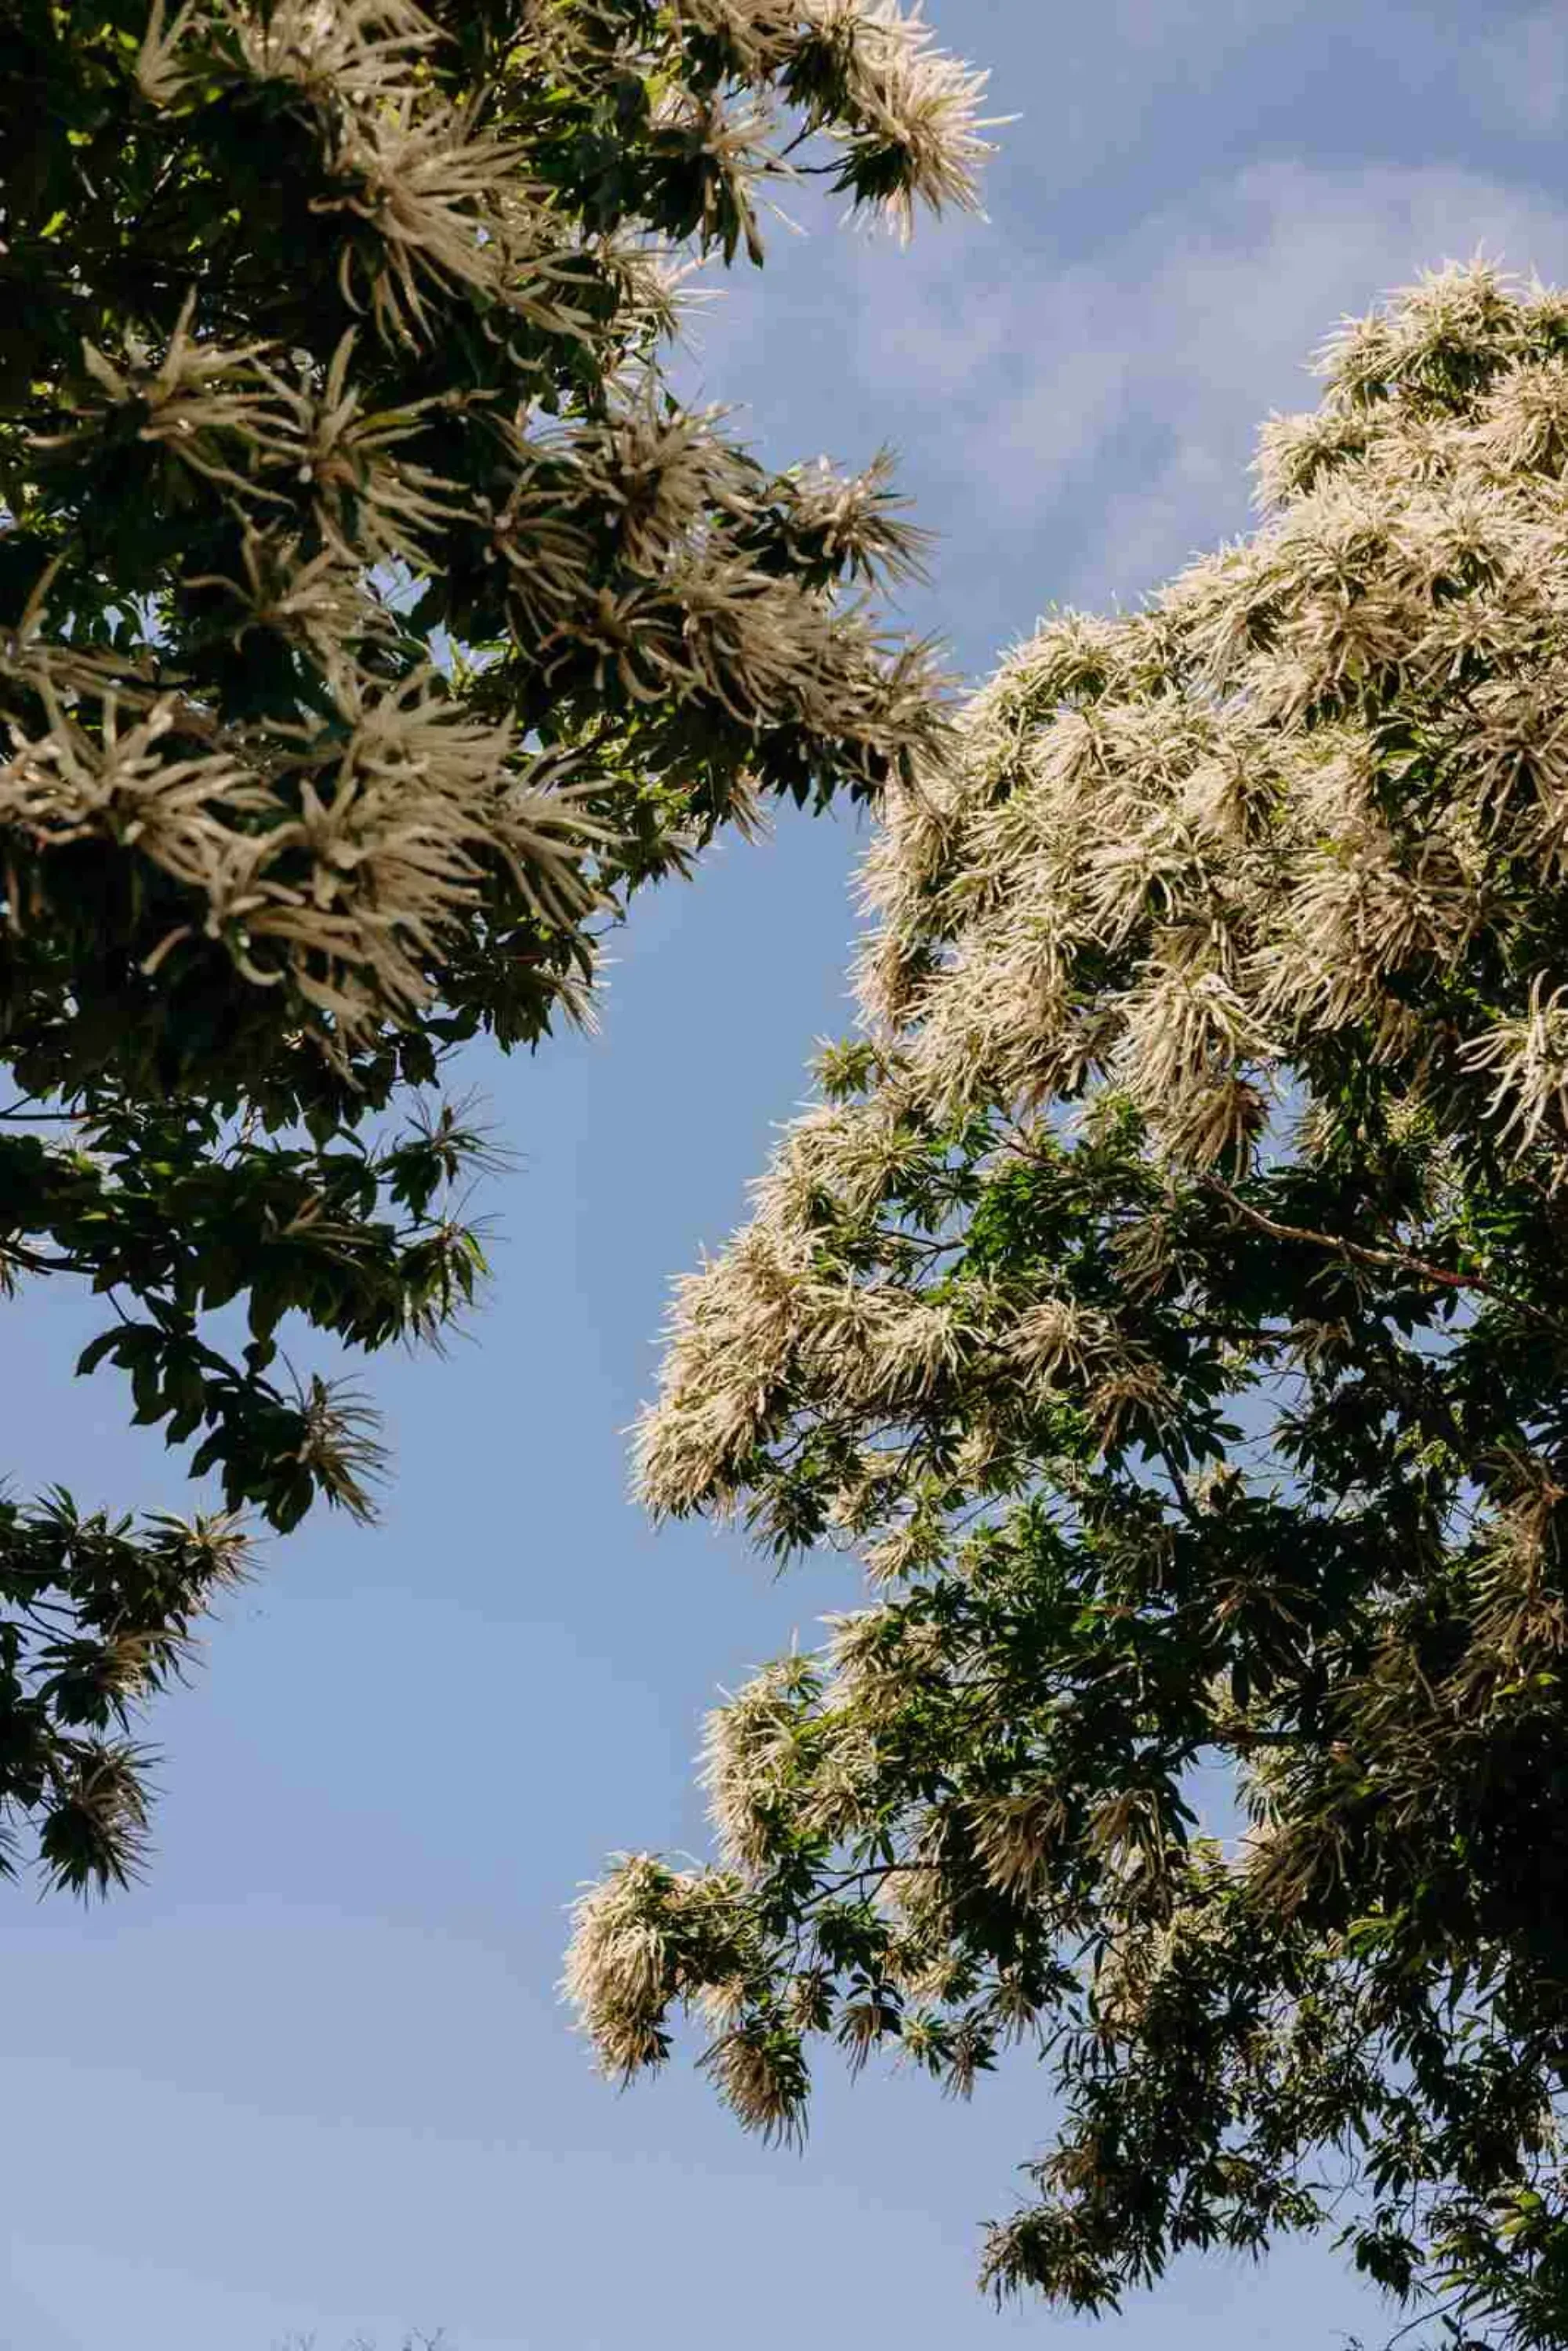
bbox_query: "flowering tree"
[572,267,1568,2350]
[0,0,988,1889]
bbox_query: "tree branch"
[1203,1178,1560,1332]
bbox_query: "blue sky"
[9,6,1568,2346]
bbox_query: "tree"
[570,265,1568,2351]
[0,0,990,1890]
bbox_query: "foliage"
[0,0,989,1888]
[275,2335,448,2350]
[571,266,1568,2351]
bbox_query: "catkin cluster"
[1,0,989,1072]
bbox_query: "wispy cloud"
[684,159,1568,673]
[991,161,1568,608]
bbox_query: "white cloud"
[1048,162,1568,597]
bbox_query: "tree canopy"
[571,265,1568,2351]
[0,0,989,1890]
